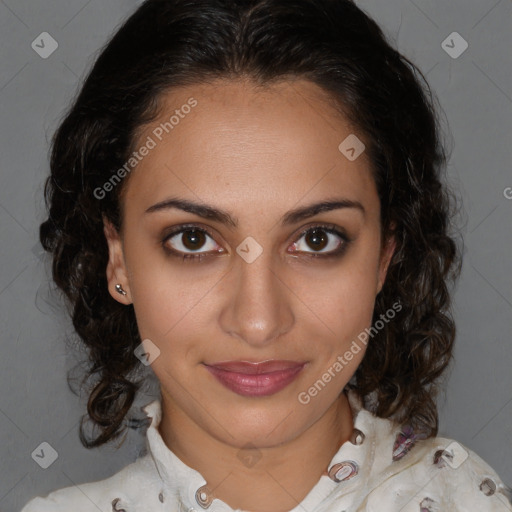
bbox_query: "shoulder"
[341,391,512,510]
[420,435,512,510]
[19,454,162,512]
[368,424,512,511]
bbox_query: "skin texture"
[104,78,396,512]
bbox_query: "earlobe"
[103,216,132,304]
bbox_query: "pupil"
[307,229,328,251]
[183,230,205,251]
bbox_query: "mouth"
[202,360,307,397]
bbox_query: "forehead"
[122,78,377,216]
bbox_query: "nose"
[218,249,295,348]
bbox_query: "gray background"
[1,1,511,511]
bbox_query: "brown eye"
[292,225,348,255]
[181,229,207,251]
[163,227,221,258]
[304,228,329,251]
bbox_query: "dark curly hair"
[39,0,462,448]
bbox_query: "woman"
[21,0,512,511]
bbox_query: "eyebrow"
[145,196,365,228]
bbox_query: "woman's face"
[105,78,395,448]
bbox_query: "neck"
[158,391,354,512]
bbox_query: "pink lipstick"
[203,360,306,397]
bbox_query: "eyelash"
[161,223,352,262]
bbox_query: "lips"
[203,360,306,397]
[206,360,304,374]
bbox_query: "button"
[328,460,359,482]
[195,485,214,508]
[433,448,449,468]
[349,428,365,445]
[111,498,127,512]
[419,497,436,511]
[159,491,165,503]
[479,478,497,496]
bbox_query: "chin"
[207,399,311,446]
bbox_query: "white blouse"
[20,390,512,511]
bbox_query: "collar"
[142,389,380,512]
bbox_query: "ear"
[376,230,396,295]
[103,216,132,305]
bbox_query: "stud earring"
[115,284,127,296]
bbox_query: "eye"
[162,223,351,262]
[290,224,350,257]
[162,225,222,261]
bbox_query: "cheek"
[328,276,378,341]
[131,281,204,345]
[124,235,208,339]
[303,246,381,335]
